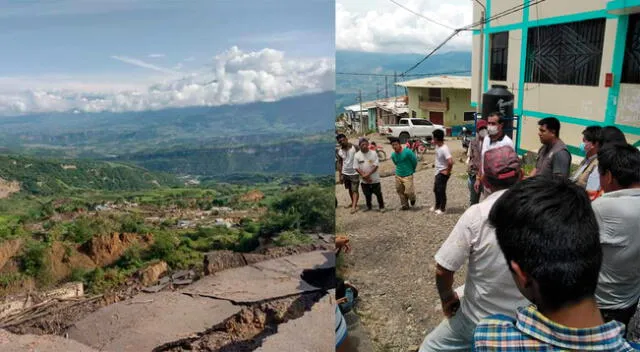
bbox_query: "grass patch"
[273,230,313,247]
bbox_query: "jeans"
[433,173,450,211]
[361,183,384,209]
[419,310,476,352]
[467,174,483,206]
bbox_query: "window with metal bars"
[525,18,605,86]
[622,14,640,84]
[490,32,509,81]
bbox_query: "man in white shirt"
[336,133,360,214]
[592,143,640,330]
[475,112,514,196]
[431,129,452,215]
[419,145,528,352]
[354,138,384,212]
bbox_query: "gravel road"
[336,135,470,352]
[336,134,640,352]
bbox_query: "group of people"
[419,113,640,351]
[335,128,453,215]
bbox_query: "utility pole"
[394,71,398,107]
[475,0,486,115]
[358,89,364,136]
[385,75,389,99]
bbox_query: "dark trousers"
[433,173,450,211]
[601,300,638,336]
[361,183,384,209]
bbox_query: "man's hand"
[441,169,451,176]
[441,292,460,318]
[339,174,344,184]
[474,178,481,193]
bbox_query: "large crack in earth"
[155,267,336,352]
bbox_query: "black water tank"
[482,85,515,139]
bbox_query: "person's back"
[592,144,640,327]
[473,177,640,351]
[420,146,527,351]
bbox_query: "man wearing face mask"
[570,126,601,191]
[475,112,514,196]
[467,119,488,206]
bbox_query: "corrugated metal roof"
[395,75,472,89]
[344,96,406,112]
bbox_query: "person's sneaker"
[410,199,416,207]
[435,209,444,215]
[401,206,410,211]
[429,206,435,212]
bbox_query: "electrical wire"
[400,0,547,76]
[336,70,472,77]
[387,0,456,30]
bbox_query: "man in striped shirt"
[473,177,640,351]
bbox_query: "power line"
[336,70,472,77]
[400,0,546,76]
[387,0,455,30]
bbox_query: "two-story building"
[396,75,476,135]
[472,0,640,157]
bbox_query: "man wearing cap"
[354,138,385,212]
[467,120,487,206]
[419,145,528,351]
[475,112,514,197]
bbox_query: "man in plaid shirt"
[473,177,640,351]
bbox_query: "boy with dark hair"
[531,117,572,178]
[593,144,640,328]
[431,129,452,215]
[473,177,640,351]
[390,137,418,210]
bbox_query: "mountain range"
[336,50,472,114]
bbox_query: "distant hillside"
[118,138,334,177]
[0,92,336,157]
[0,155,180,196]
[336,51,471,113]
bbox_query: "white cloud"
[148,53,165,58]
[183,57,196,62]
[336,0,473,54]
[111,55,180,75]
[0,47,334,115]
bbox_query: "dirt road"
[336,135,470,352]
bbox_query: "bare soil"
[336,135,470,352]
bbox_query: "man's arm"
[552,150,572,178]
[436,264,459,317]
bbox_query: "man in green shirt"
[390,137,418,210]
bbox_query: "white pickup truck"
[380,118,445,144]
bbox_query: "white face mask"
[487,125,499,136]
[478,129,488,138]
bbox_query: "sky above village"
[337,0,473,53]
[0,0,335,115]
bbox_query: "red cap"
[476,119,488,130]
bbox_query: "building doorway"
[429,111,444,125]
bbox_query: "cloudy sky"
[0,0,335,115]
[337,0,473,53]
